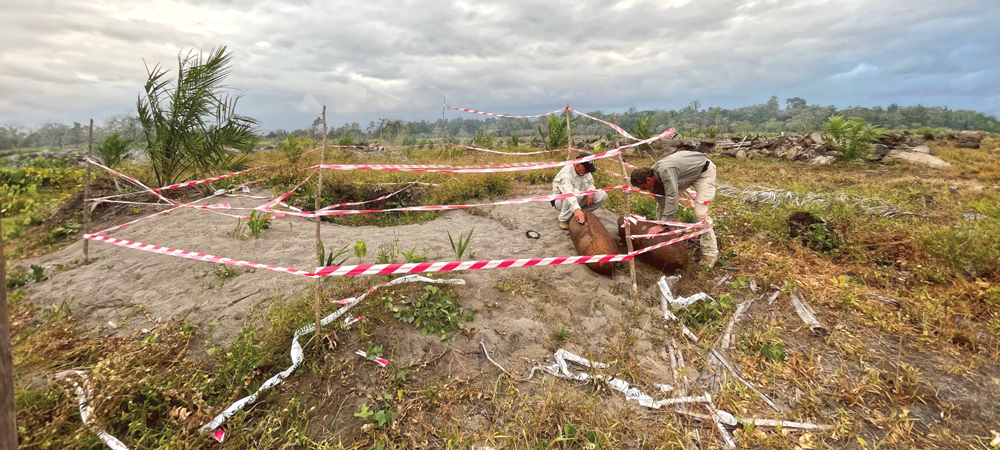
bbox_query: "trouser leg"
[691,162,719,261]
[554,191,607,222]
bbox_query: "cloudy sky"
[1,0,997,132]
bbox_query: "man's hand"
[648,225,665,235]
[585,193,594,207]
[574,209,586,224]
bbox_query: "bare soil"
[14,176,1000,448]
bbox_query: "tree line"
[4,97,999,153]
[274,97,1000,144]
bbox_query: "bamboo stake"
[618,154,637,295]
[83,119,93,265]
[314,107,327,355]
[0,210,18,450]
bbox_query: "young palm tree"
[137,46,258,187]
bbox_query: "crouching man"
[551,152,607,230]
[629,150,719,268]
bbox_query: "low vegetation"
[4,112,1000,449]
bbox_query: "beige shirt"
[551,164,595,212]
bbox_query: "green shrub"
[385,285,476,342]
[822,115,886,162]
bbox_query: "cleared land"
[7,134,1000,449]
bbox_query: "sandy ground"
[19,185,674,374]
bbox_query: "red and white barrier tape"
[445,105,565,119]
[84,157,175,205]
[183,186,622,218]
[86,207,708,280]
[90,186,241,236]
[314,128,674,174]
[154,168,254,192]
[450,143,565,156]
[84,234,318,277]
[317,181,420,212]
[199,275,465,434]
[258,168,318,211]
[55,370,130,450]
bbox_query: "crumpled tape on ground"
[538,349,701,410]
[54,370,131,450]
[198,274,464,434]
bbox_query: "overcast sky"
[1,0,997,132]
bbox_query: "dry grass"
[11,136,1000,449]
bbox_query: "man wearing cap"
[551,152,607,230]
[629,150,718,267]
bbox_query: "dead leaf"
[798,433,815,449]
[990,429,1000,446]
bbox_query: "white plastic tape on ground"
[55,370,131,450]
[198,274,465,434]
[537,349,705,410]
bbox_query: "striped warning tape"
[445,105,566,119]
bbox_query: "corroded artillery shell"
[617,216,690,273]
[567,211,619,276]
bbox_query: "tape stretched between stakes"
[445,105,566,119]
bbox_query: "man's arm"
[657,167,681,222]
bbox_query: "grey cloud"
[2,0,999,130]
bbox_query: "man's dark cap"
[575,152,597,173]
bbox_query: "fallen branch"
[790,288,826,335]
[480,340,518,380]
[719,299,753,350]
[709,349,781,413]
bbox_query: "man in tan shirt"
[551,152,607,230]
[630,150,718,267]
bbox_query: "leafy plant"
[247,210,271,239]
[279,135,304,163]
[96,132,134,169]
[737,331,787,362]
[137,46,259,187]
[354,240,367,263]
[629,116,655,153]
[508,134,519,147]
[385,285,476,342]
[6,272,31,289]
[538,114,573,150]
[448,228,474,261]
[402,247,428,263]
[215,264,238,281]
[319,243,349,267]
[677,294,734,331]
[30,264,44,283]
[232,216,248,239]
[472,129,496,149]
[822,115,887,162]
[551,326,570,342]
[805,222,841,253]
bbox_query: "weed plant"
[385,285,476,342]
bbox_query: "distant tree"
[137,46,259,186]
[786,97,807,109]
[1,124,27,150]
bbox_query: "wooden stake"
[0,208,18,450]
[314,107,327,355]
[618,154,637,295]
[565,106,572,160]
[83,119,93,265]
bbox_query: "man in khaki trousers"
[629,150,719,268]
